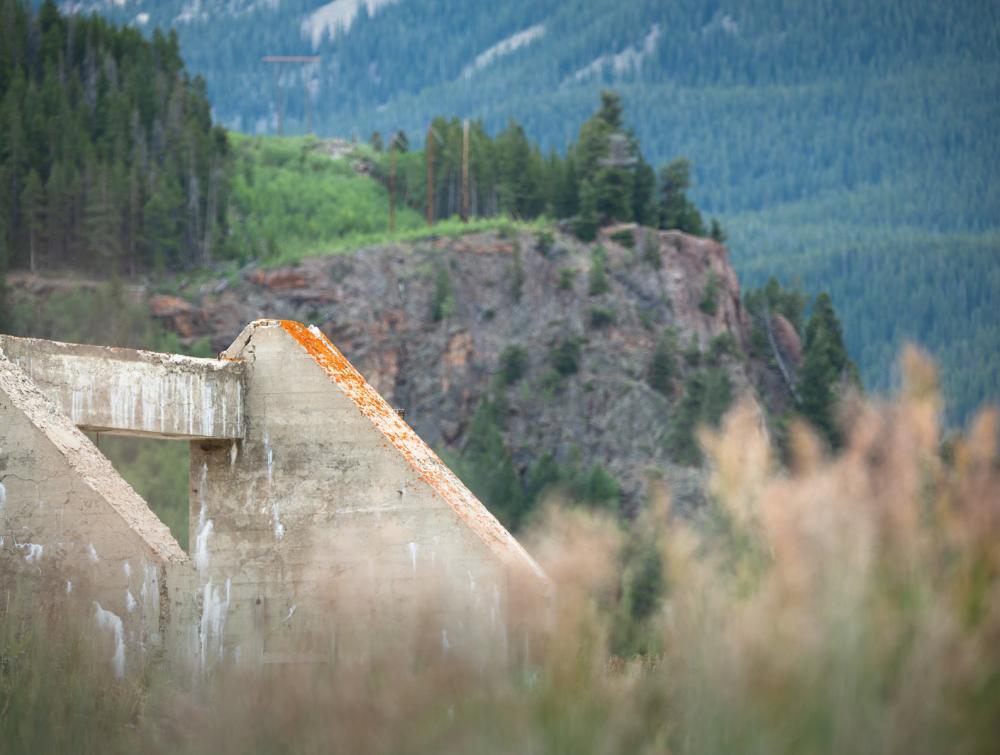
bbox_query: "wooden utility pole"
[389,133,397,233]
[426,125,434,227]
[461,119,470,222]
[262,55,321,135]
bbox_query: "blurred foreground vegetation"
[2,348,997,754]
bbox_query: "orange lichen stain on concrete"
[278,320,545,580]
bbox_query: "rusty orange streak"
[279,320,546,580]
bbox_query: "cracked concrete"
[0,321,546,674]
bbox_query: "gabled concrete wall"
[0,322,546,674]
[0,348,194,677]
[184,320,545,666]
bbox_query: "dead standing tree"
[262,55,321,135]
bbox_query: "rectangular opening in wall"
[90,434,191,551]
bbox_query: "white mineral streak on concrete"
[23,543,43,562]
[201,375,214,436]
[142,564,161,641]
[441,629,450,651]
[408,541,418,574]
[94,602,126,678]
[230,441,238,468]
[66,580,73,594]
[284,604,297,623]
[264,434,284,539]
[126,589,137,613]
[123,561,131,578]
[265,433,273,486]
[194,463,213,572]
[200,578,231,669]
[0,335,244,439]
[235,380,242,433]
[71,389,83,422]
[187,373,194,435]
[88,543,100,563]
[272,503,284,540]
[0,480,5,510]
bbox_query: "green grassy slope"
[226,135,425,263]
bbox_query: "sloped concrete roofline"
[225,319,548,582]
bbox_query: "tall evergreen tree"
[658,158,705,235]
[797,293,858,447]
[19,168,42,272]
[0,1,229,276]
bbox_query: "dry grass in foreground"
[1,347,998,754]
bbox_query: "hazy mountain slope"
[53,0,1000,423]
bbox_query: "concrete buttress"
[0,322,547,675]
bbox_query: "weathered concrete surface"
[0,347,193,677]
[180,320,545,667]
[0,335,244,439]
[0,322,546,673]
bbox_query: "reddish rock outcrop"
[137,228,780,512]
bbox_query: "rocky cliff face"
[145,225,781,514]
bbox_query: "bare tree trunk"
[203,157,217,267]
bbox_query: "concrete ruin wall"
[0,349,191,675]
[0,322,545,675]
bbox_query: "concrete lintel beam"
[0,335,245,440]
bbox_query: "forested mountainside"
[1,0,865,539]
[0,1,229,278]
[52,0,997,220]
[49,0,1000,424]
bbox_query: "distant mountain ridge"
[43,0,1000,422]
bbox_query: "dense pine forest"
[67,0,998,425]
[0,2,718,280]
[5,0,999,423]
[0,0,229,289]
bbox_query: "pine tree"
[142,173,184,271]
[44,160,71,265]
[648,329,679,396]
[0,199,8,330]
[709,217,727,243]
[456,400,525,529]
[574,91,644,226]
[19,168,43,272]
[84,164,122,272]
[633,157,657,227]
[797,293,858,447]
[658,158,705,236]
[574,179,599,241]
